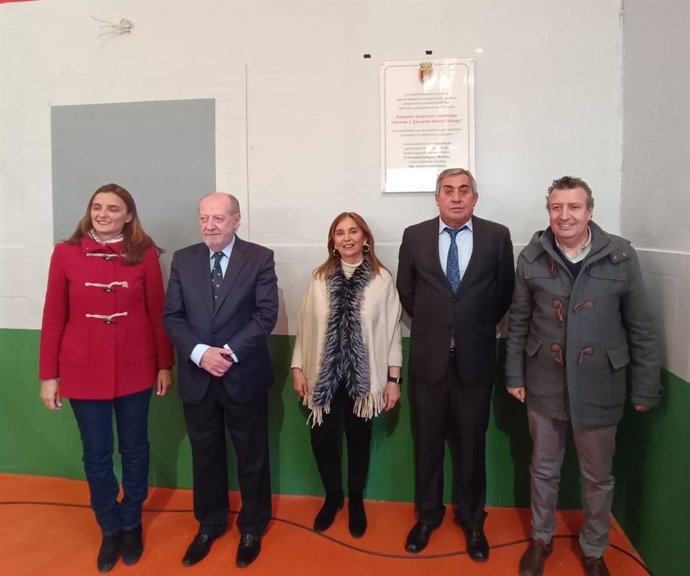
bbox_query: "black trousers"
[183,377,271,537]
[310,385,373,495]
[410,351,492,529]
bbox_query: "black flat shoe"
[182,533,216,566]
[97,533,121,573]
[313,492,344,532]
[405,522,434,553]
[236,534,261,568]
[348,495,367,538]
[121,524,143,566]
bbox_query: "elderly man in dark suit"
[164,192,278,569]
[397,168,515,561]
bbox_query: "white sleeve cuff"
[190,344,210,367]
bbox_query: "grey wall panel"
[51,99,215,266]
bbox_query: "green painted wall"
[5,328,687,576]
[1,328,585,506]
[612,370,689,576]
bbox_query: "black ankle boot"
[121,524,143,566]
[313,491,344,532]
[348,492,367,538]
[97,532,121,573]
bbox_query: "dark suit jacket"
[164,236,279,404]
[397,216,515,386]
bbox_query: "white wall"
[622,0,690,381]
[0,0,624,335]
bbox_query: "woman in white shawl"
[291,212,403,538]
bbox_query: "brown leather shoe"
[519,539,553,576]
[583,555,611,576]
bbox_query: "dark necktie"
[444,226,467,293]
[211,252,224,309]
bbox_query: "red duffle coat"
[39,236,174,400]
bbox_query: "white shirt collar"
[208,236,236,260]
[438,217,473,235]
[555,226,592,263]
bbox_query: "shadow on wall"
[147,373,188,490]
[267,333,291,493]
[491,341,532,508]
[491,340,583,510]
[612,388,656,544]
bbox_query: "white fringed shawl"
[291,261,403,426]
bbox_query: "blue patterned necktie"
[444,226,467,293]
[211,252,224,309]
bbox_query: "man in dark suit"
[164,192,278,569]
[397,168,514,561]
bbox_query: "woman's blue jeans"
[70,388,152,536]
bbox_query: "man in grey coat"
[505,176,661,576]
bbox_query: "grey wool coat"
[504,222,662,428]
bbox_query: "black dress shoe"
[405,523,434,553]
[97,533,121,573]
[182,533,216,566]
[121,524,143,566]
[465,527,489,562]
[313,492,344,532]
[348,494,367,538]
[236,534,261,568]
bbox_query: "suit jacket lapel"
[426,217,449,285]
[214,236,248,314]
[192,244,216,315]
[460,216,484,288]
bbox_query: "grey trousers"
[528,409,617,558]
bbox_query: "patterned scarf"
[311,256,373,416]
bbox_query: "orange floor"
[0,474,651,576]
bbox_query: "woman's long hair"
[314,212,388,279]
[66,183,162,265]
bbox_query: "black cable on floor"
[0,500,654,575]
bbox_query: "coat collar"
[80,235,125,260]
[522,221,630,266]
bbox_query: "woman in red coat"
[39,183,174,573]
